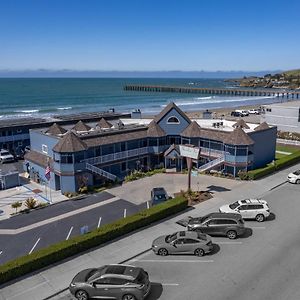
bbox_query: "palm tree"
[11,201,22,213]
[24,197,37,209]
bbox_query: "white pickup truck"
[0,149,14,163]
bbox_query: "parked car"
[231,111,242,117]
[235,110,249,116]
[151,230,213,257]
[69,264,151,300]
[151,187,171,206]
[219,199,270,222]
[287,170,300,184]
[248,109,261,115]
[187,212,245,239]
[0,149,14,164]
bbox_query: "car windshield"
[154,194,166,200]
[293,170,300,175]
[1,151,9,155]
[166,233,177,243]
[229,201,240,209]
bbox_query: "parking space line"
[29,238,41,254]
[251,226,266,229]
[123,208,127,218]
[97,217,102,228]
[218,241,243,245]
[66,227,73,240]
[132,259,214,263]
[162,283,180,286]
[147,201,150,209]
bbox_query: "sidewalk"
[0,163,299,300]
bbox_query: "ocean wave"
[57,106,72,110]
[15,109,40,113]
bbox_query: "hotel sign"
[179,145,200,160]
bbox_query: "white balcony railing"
[198,156,225,172]
[86,163,117,181]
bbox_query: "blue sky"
[0,0,299,71]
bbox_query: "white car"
[235,110,249,117]
[219,199,270,222]
[248,109,260,115]
[287,170,300,184]
[0,149,14,163]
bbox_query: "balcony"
[0,133,30,143]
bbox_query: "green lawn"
[276,144,300,154]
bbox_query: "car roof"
[206,212,242,220]
[101,264,140,280]
[176,231,199,239]
[239,199,267,205]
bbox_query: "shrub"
[11,201,22,213]
[24,197,37,209]
[0,196,188,284]
[124,168,165,182]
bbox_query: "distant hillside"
[228,69,300,89]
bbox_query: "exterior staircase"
[198,156,225,172]
[86,163,117,181]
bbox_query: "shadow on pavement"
[206,185,231,193]
[267,212,276,221]
[209,243,220,255]
[240,227,253,239]
[147,282,163,300]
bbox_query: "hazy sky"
[1,0,299,71]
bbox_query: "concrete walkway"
[0,162,299,300]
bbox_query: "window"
[167,116,180,124]
[61,154,73,164]
[238,205,248,211]
[221,220,237,225]
[17,129,22,133]
[121,162,126,172]
[93,278,111,285]
[18,141,23,146]
[174,238,185,245]
[183,238,197,244]
[108,278,128,285]
[42,144,48,154]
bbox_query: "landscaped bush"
[246,150,300,180]
[0,196,187,284]
[124,168,165,182]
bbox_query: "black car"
[187,212,246,239]
[151,187,171,205]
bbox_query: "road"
[54,182,300,300]
[0,192,147,265]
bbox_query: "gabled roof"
[147,120,166,137]
[97,118,112,129]
[181,121,201,137]
[164,144,180,157]
[24,150,53,168]
[72,120,91,132]
[223,127,254,145]
[232,119,250,129]
[45,123,67,135]
[53,131,88,153]
[254,122,270,131]
[153,102,191,124]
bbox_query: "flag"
[45,165,51,181]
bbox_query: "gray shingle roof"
[72,120,91,132]
[24,150,53,168]
[153,102,191,124]
[254,122,270,131]
[45,123,67,135]
[181,121,201,137]
[147,121,166,137]
[232,119,250,129]
[223,127,254,145]
[97,118,112,129]
[53,131,88,153]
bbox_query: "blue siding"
[30,130,59,157]
[248,127,277,168]
[157,108,190,135]
[28,162,56,189]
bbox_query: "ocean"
[0,78,282,119]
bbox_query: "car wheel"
[296,179,300,184]
[255,214,265,222]
[158,248,168,256]
[75,290,89,300]
[227,230,237,239]
[122,294,136,300]
[194,248,205,257]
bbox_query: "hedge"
[0,196,188,284]
[247,150,300,180]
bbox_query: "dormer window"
[167,116,180,124]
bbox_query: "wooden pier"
[124,85,300,99]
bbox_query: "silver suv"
[219,199,270,222]
[69,264,151,300]
[152,230,213,257]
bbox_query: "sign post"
[179,145,200,192]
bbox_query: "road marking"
[124,208,127,218]
[0,250,3,255]
[252,226,266,229]
[218,241,243,245]
[132,259,214,263]
[162,283,180,286]
[97,217,102,228]
[66,226,73,240]
[147,201,150,209]
[29,238,41,254]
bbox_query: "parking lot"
[53,181,300,300]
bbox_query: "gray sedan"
[152,231,213,257]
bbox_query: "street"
[53,182,300,300]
